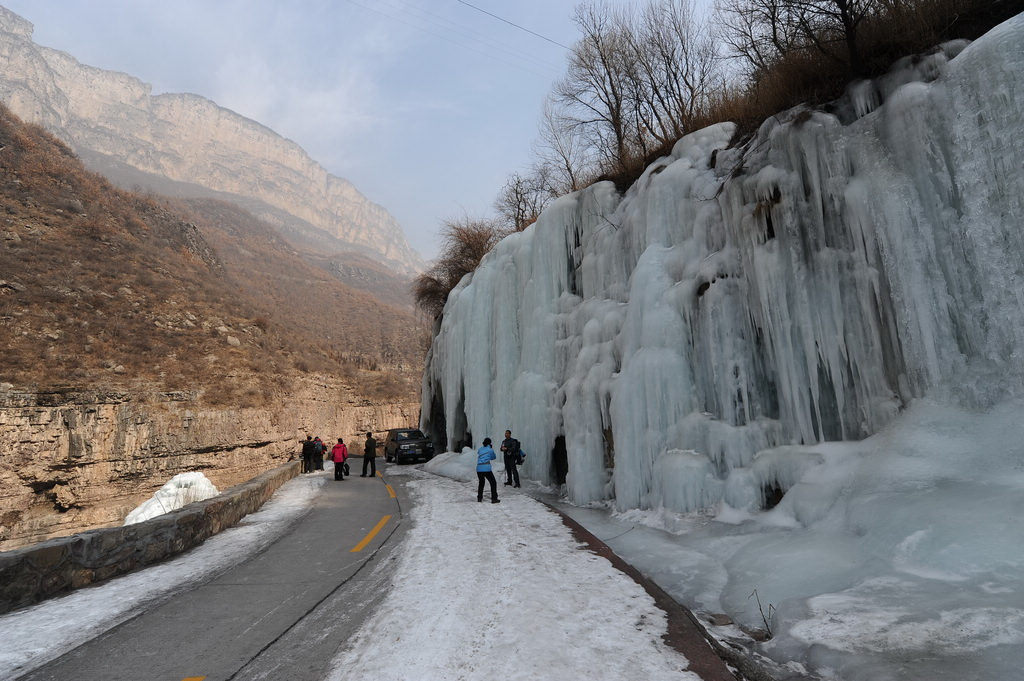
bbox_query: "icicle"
[422,22,1024,516]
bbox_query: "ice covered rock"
[123,472,219,525]
[421,13,1024,516]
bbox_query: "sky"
[0,0,630,260]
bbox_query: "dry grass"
[0,104,425,404]
[593,0,1019,185]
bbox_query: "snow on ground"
[422,399,1024,681]
[2,465,705,681]
[563,399,1024,681]
[326,469,700,681]
[0,473,324,680]
[123,471,219,525]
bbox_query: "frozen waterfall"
[421,15,1024,679]
[421,14,1024,515]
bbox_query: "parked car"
[383,428,435,464]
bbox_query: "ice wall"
[421,14,1024,513]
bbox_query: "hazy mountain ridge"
[0,6,423,274]
[77,149,419,310]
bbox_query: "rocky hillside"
[0,5,423,275]
[0,383,416,550]
[0,103,425,397]
[0,103,423,548]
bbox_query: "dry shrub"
[413,217,506,318]
[555,0,1020,188]
[715,0,1021,143]
[730,49,848,139]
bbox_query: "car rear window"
[396,430,425,441]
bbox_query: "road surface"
[19,469,405,681]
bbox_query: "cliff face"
[0,381,418,550]
[0,6,423,273]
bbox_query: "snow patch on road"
[326,475,699,681]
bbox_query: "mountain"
[0,5,423,275]
[0,101,425,548]
[0,101,425,398]
[0,5,430,551]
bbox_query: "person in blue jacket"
[476,438,500,504]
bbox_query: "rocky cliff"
[0,380,417,550]
[0,6,423,274]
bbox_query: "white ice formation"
[421,15,1024,515]
[421,19,1024,678]
[123,472,219,525]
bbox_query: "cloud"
[211,51,382,150]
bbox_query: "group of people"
[475,430,525,503]
[299,432,380,481]
[300,429,526,503]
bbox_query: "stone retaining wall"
[1,382,418,550]
[0,460,300,615]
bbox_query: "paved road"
[20,467,407,681]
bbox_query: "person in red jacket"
[331,438,349,481]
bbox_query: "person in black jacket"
[362,431,377,477]
[313,436,325,470]
[500,430,521,488]
[301,435,316,474]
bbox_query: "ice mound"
[123,472,220,525]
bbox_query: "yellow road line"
[376,471,383,478]
[182,677,206,681]
[385,484,396,498]
[350,515,392,552]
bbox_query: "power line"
[343,0,553,78]
[382,0,561,71]
[455,0,571,50]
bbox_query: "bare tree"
[715,0,803,78]
[788,0,880,75]
[495,168,553,232]
[716,0,881,78]
[412,217,507,318]
[536,97,591,194]
[556,2,635,171]
[554,1,722,177]
[630,0,722,144]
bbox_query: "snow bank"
[422,447,495,482]
[123,472,219,525]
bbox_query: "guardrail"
[0,460,300,615]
